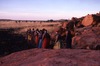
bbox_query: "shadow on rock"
[0,29,34,56]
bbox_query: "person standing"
[53,31,62,49]
[38,30,43,48]
[26,29,34,48]
[31,28,36,47]
[34,29,39,48]
[42,30,51,48]
[65,30,72,48]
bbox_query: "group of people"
[53,29,72,49]
[26,28,72,49]
[26,28,51,49]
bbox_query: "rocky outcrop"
[72,26,100,50]
[62,22,68,29]
[82,14,100,26]
[0,49,100,66]
[62,17,84,31]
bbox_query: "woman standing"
[38,30,43,48]
[42,30,51,48]
[66,30,72,48]
[34,29,39,48]
[53,31,62,49]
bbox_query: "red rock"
[62,22,68,29]
[82,14,100,26]
[82,15,93,26]
[0,49,100,66]
[72,27,100,50]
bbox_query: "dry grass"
[0,21,62,34]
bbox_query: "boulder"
[82,14,100,26]
[72,27,100,50]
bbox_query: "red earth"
[0,48,100,66]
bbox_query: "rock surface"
[82,15,94,26]
[72,27,100,49]
[82,14,100,26]
[0,49,100,66]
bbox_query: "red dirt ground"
[0,48,100,66]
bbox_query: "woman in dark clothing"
[34,29,39,48]
[66,30,72,48]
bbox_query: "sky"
[0,0,100,20]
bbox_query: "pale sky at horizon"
[0,0,100,20]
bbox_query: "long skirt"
[66,39,72,48]
[53,41,61,49]
[35,36,39,47]
[42,38,50,48]
[38,39,42,48]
